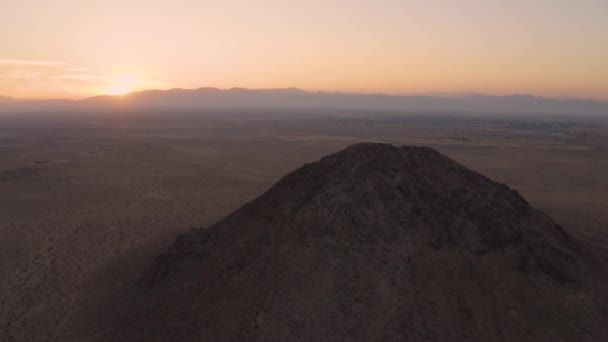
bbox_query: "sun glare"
[104,84,133,96]
[102,74,138,96]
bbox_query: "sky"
[0,0,607,99]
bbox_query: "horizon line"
[3,87,608,103]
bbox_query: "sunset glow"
[1,0,607,99]
[104,85,132,96]
[101,75,138,95]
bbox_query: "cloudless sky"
[1,0,607,99]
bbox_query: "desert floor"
[1,110,607,341]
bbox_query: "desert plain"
[1,109,608,341]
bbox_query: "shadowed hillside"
[98,143,607,341]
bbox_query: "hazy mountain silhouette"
[0,95,14,103]
[101,143,607,341]
[1,88,607,115]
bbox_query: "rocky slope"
[104,143,607,341]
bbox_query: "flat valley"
[1,110,608,341]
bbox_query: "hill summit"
[113,143,605,341]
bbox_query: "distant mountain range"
[0,96,14,103]
[1,88,607,115]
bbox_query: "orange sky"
[1,0,607,99]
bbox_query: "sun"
[104,84,133,96]
[102,74,138,95]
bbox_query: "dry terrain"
[1,110,607,341]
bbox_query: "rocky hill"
[106,143,607,341]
